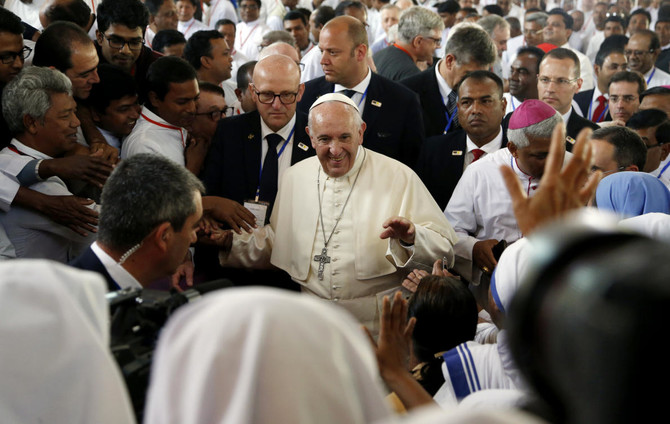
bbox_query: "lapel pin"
[298,142,309,151]
[248,133,255,140]
[566,136,576,145]
[371,100,382,107]
[452,150,463,156]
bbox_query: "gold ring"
[482,266,490,274]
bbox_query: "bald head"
[252,54,304,131]
[259,41,301,64]
[323,15,369,47]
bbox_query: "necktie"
[341,89,357,98]
[447,90,459,129]
[591,95,607,123]
[259,133,282,203]
[471,148,485,162]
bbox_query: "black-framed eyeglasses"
[195,106,234,121]
[100,33,143,51]
[252,86,299,104]
[0,46,32,65]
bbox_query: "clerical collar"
[91,242,143,290]
[326,145,365,182]
[260,113,297,143]
[10,138,53,160]
[434,59,452,105]
[334,66,371,94]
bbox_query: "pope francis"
[217,93,457,333]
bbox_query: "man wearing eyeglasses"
[0,8,27,149]
[537,48,598,147]
[625,30,670,88]
[95,0,162,104]
[574,42,627,123]
[372,6,444,81]
[542,9,594,92]
[627,109,670,181]
[199,53,313,287]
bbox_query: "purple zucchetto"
[508,99,558,130]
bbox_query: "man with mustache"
[625,29,670,88]
[416,71,508,210]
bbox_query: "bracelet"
[35,159,44,181]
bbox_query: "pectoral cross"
[313,247,331,280]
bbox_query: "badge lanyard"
[441,93,457,134]
[587,98,609,122]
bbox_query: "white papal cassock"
[220,146,458,333]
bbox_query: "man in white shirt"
[504,45,543,115]
[235,0,270,60]
[284,10,317,58]
[145,0,179,49]
[204,0,238,28]
[183,29,235,106]
[445,99,567,286]
[0,66,97,262]
[625,29,670,88]
[543,8,595,91]
[70,154,204,290]
[216,93,457,333]
[121,56,201,173]
[176,0,209,39]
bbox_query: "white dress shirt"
[178,17,209,40]
[234,19,270,61]
[90,242,143,290]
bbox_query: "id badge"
[244,200,270,226]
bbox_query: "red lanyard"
[141,113,185,147]
[393,43,413,60]
[239,24,259,49]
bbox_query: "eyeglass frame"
[99,33,144,51]
[0,46,32,65]
[609,94,639,104]
[538,76,580,86]
[420,35,442,47]
[251,85,300,104]
[194,106,235,121]
[624,48,655,57]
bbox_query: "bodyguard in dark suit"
[538,48,599,150]
[70,247,118,291]
[200,54,314,287]
[416,71,509,210]
[401,24,498,138]
[297,15,424,167]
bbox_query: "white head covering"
[490,238,533,316]
[618,213,670,243]
[0,260,136,424]
[144,287,392,424]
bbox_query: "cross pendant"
[313,247,331,280]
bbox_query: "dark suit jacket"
[656,48,670,74]
[297,72,425,167]
[401,66,458,138]
[69,246,119,292]
[415,129,508,210]
[198,110,314,287]
[566,108,599,150]
[202,109,314,210]
[574,89,612,122]
[372,45,421,81]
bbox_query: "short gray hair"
[525,11,548,27]
[2,66,72,135]
[444,22,497,67]
[396,6,444,44]
[477,15,510,37]
[97,154,205,251]
[507,111,562,148]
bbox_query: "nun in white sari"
[0,260,136,424]
[143,287,394,424]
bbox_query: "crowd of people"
[1,0,669,422]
